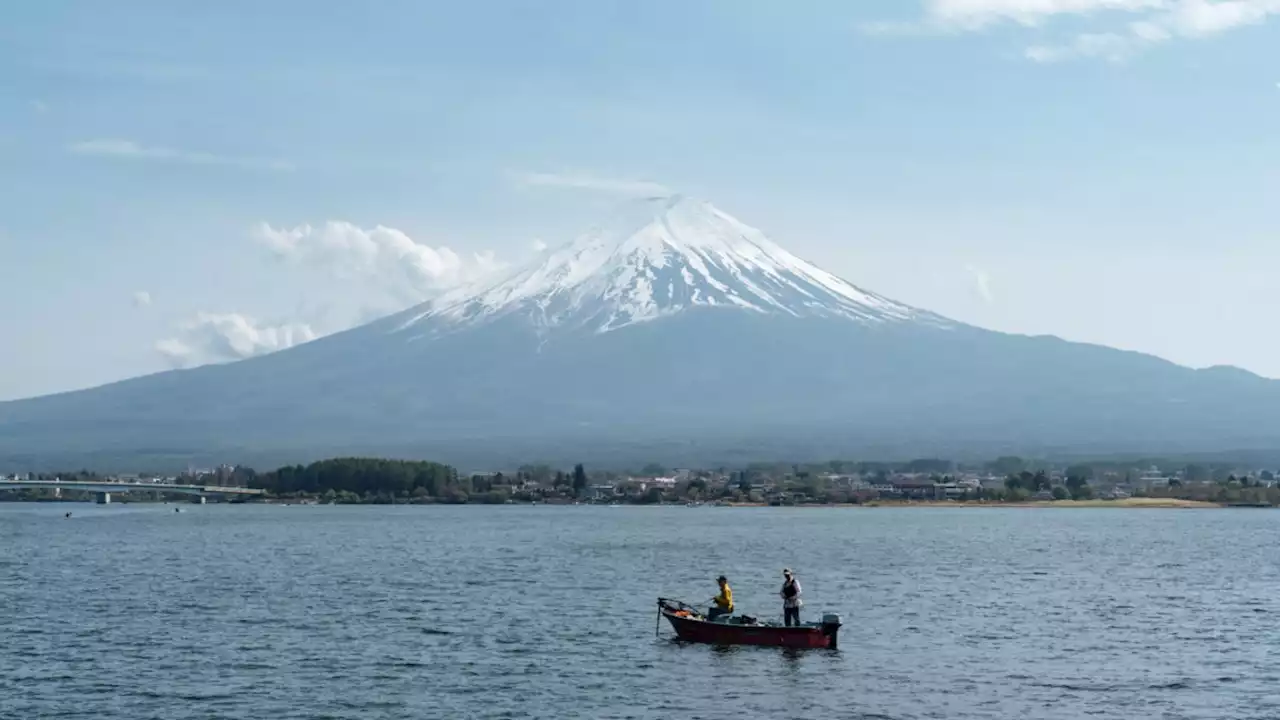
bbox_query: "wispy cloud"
[28,57,211,82]
[1026,31,1148,62]
[965,264,994,304]
[156,313,318,368]
[925,0,1166,29]
[865,0,1280,62]
[512,170,671,197]
[132,290,152,308]
[68,139,293,171]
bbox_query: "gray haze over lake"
[4,504,1279,719]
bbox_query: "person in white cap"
[780,568,802,626]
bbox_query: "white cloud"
[152,222,516,370]
[1169,0,1280,34]
[1026,30,1145,61]
[68,138,293,172]
[532,238,549,252]
[132,290,152,308]
[870,0,1280,61]
[926,0,1165,28]
[156,313,317,368]
[965,264,994,303]
[154,338,194,364]
[254,220,503,309]
[513,171,672,198]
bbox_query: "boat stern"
[820,613,843,650]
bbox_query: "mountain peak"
[394,198,950,337]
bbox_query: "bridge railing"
[0,480,263,494]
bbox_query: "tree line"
[249,458,591,504]
[253,458,464,501]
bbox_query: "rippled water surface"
[5,504,1280,719]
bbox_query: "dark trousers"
[784,607,800,626]
[707,606,731,621]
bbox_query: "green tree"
[1183,464,1209,483]
[990,456,1027,476]
[518,465,554,485]
[858,461,891,475]
[572,464,588,495]
[1064,473,1091,500]
[252,457,458,500]
[477,489,510,504]
[1051,486,1069,501]
[904,458,952,474]
[1064,465,1094,482]
[1005,487,1030,503]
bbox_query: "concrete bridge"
[0,479,265,504]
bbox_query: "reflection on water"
[3,504,1280,719]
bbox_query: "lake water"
[4,504,1280,719]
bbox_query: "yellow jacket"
[714,584,733,610]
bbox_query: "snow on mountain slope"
[395,195,951,337]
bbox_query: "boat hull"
[662,611,839,649]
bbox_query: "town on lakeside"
[4,455,1280,507]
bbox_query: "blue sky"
[1,0,1278,400]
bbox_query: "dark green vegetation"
[4,449,1279,507]
[11,453,1277,507]
[257,458,479,503]
[251,458,580,504]
[249,455,1280,506]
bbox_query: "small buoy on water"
[175,507,181,513]
[65,512,72,518]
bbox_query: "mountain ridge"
[2,197,1278,471]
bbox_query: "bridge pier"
[193,495,206,504]
[96,491,111,505]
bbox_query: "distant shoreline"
[718,498,1229,509]
[2,497,1253,510]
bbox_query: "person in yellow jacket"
[707,575,733,621]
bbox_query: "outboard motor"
[820,613,843,649]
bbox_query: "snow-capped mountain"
[4,195,1280,472]
[394,195,949,338]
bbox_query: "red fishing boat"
[657,598,842,649]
